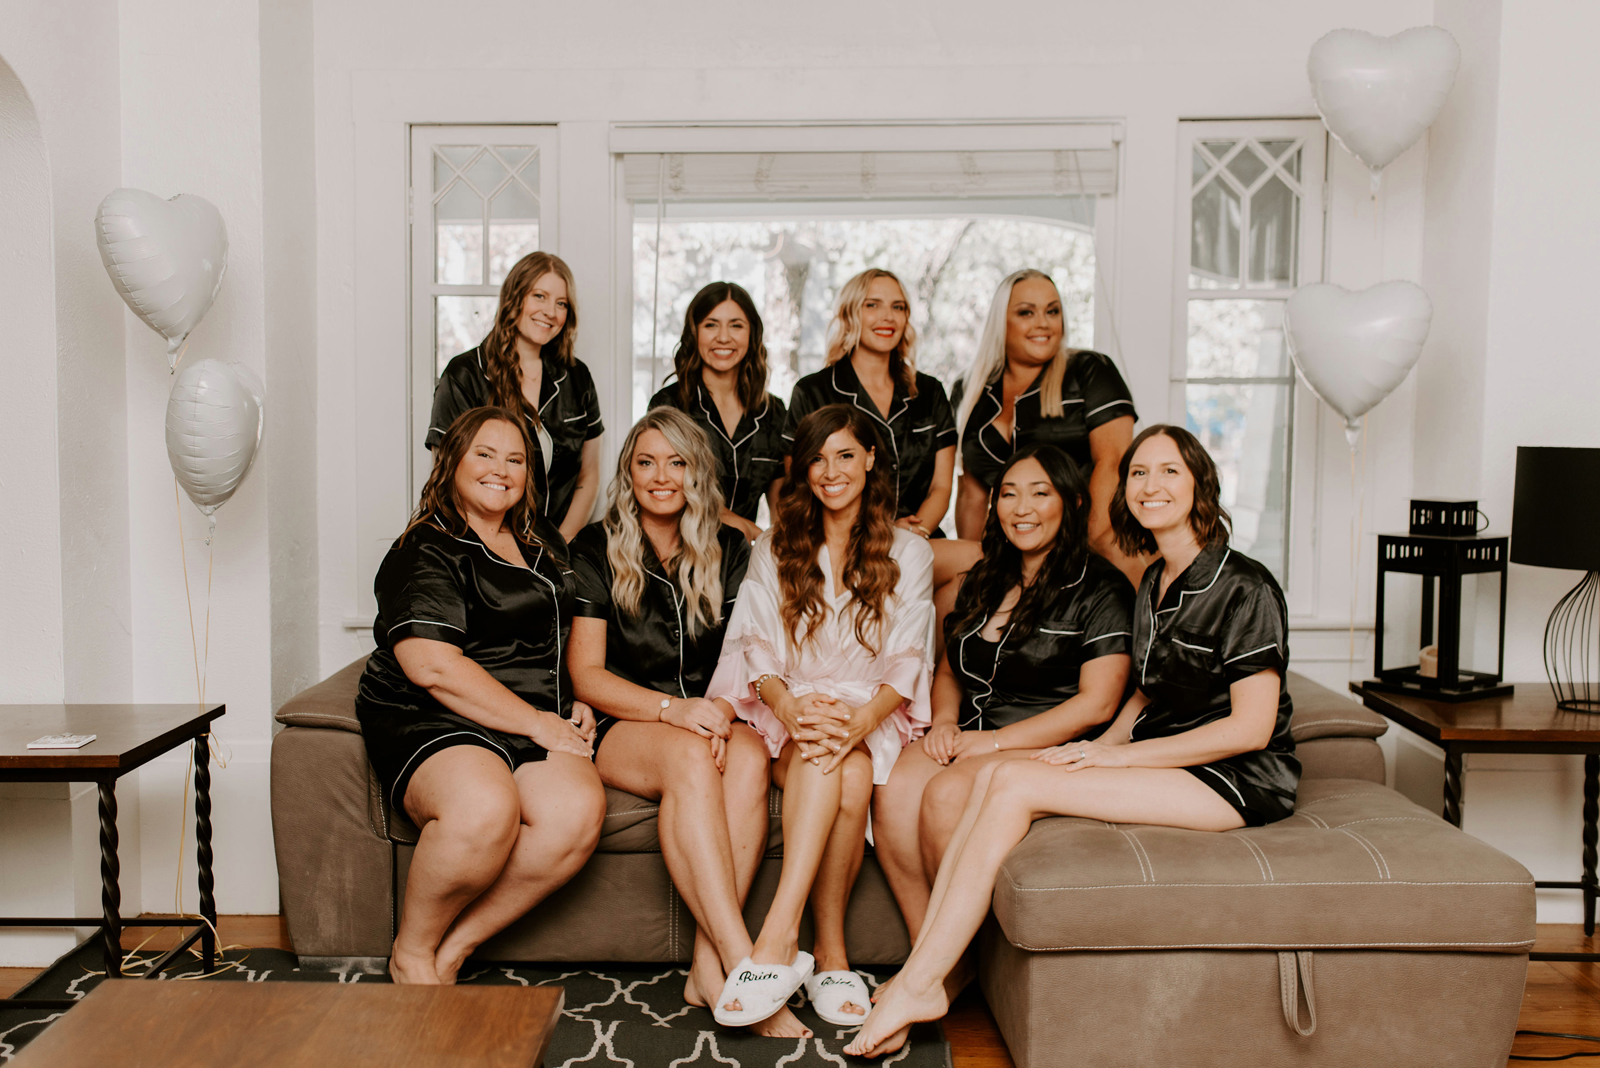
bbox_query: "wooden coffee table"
[1352,681,1600,961]
[8,979,564,1067]
[0,703,225,996]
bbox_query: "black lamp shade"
[1511,447,1600,571]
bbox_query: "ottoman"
[979,777,1535,1067]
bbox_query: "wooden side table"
[0,703,225,1002]
[1351,681,1600,962]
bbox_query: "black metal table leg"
[98,780,121,978]
[1584,754,1598,938]
[1443,748,1464,828]
[195,733,216,969]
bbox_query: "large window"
[408,125,559,492]
[615,124,1124,439]
[1175,121,1325,583]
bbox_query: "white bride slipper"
[804,969,874,1027]
[712,951,815,1027]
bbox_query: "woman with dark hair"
[953,269,1143,583]
[568,408,802,1038]
[429,251,604,541]
[649,281,788,543]
[705,404,934,1031]
[847,424,1297,1059]
[787,269,978,585]
[871,444,1132,938]
[355,406,606,985]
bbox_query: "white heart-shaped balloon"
[165,359,264,516]
[96,188,228,368]
[1308,27,1460,172]
[1285,281,1432,438]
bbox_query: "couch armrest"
[1287,671,1387,742]
[276,657,368,733]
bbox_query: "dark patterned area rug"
[0,943,949,1067]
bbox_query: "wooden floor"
[11,919,1600,1065]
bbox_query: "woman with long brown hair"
[846,425,1297,1058]
[649,281,788,543]
[787,269,978,586]
[355,406,605,985]
[704,404,935,1032]
[568,408,804,1038]
[429,251,604,541]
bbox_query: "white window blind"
[621,149,1116,201]
[613,123,1121,202]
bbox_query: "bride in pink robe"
[706,404,934,1033]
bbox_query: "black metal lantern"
[1368,499,1512,702]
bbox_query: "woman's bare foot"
[388,946,441,985]
[748,1005,811,1038]
[844,971,948,1057]
[683,948,723,1009]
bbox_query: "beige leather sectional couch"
[271,660,1533,1066]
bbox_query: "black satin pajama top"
[570,523,751,744]
[355,521,575,809]
[428,346,605,525]
[785,360,957,521]
[954,351,1135,487]
[944,555,1134,731]
[1131,543,1299,825]
[648,380,788,522]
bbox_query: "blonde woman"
[786,269,978,586]
[429,251,604,541]
[566,409,801,1037]
[952,269,1141,583]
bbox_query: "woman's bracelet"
[755,673,783,708]
[993,729,1002,751]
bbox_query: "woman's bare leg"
[849,763,1242,1057]
[597,722,801,1036]
[872,740,946,941]
[689,725,772,1000]
[929,539,981,588]
[392,747,525,984]
[433,752,605,981]
[918,750,1042,879]
[807,748,874,1017]
[747,740,843,971]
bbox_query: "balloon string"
[173,480,215,719]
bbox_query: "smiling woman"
[428,252,605,541]
[704,404,935,1033]
[354,407,605,986]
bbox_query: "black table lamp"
[1511,446,1600,712]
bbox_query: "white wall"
[311,0,1432,673]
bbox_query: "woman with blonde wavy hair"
[428,251,605,541]
[952,269,1143,583]
[787,269,978,587]
[705,404,935,1033]
[566,407,796,1036]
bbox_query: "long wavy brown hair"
[1110,424,1231,556]
[774,404,900,655]
[671,281,770,413]
[401,407,548,550]
[481,252,578,428]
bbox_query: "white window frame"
[607,121,1125,431]
[407,124,560,500]
[1171,119,1327,615]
